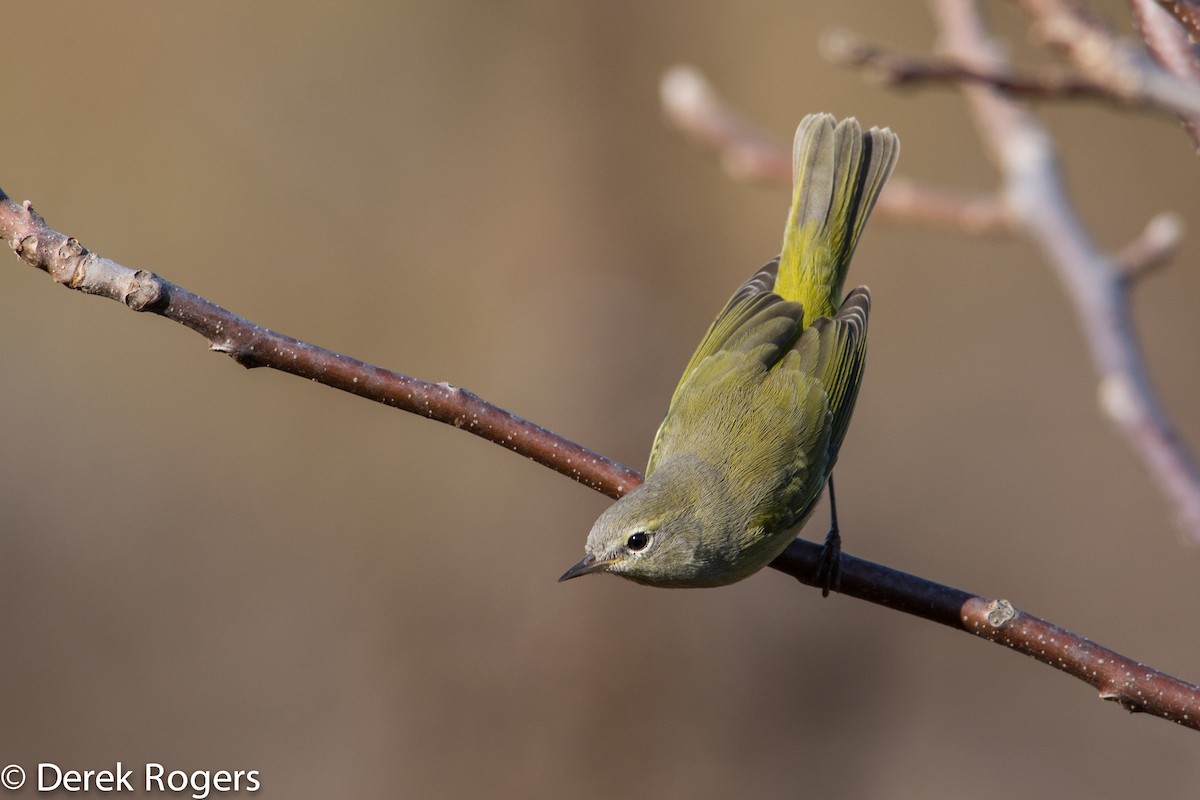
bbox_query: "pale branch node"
[4,185,1200,730]
[660,64,1015,234]
[1114,211,1184,282]
[925,0,1200,545]
[821,28,1145,107]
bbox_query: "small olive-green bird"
[559,113,899,590]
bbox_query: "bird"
[560,113,898,591]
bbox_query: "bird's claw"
[816,527,842,598]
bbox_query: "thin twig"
[822,28,1142,106]
[1114,211,1185,282]
[878,176,1014,235]
[4,185,1200,729]
[929,0,1200,544]
[825,12,1200,147]
[1129,0,1200,149]
[1153,0,1200,39]
[1017,0,1200,117]
[660,65,791,183]
[660,64,1014,234]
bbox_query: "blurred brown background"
[3,2,1199,798]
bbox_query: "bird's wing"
[647,341,834,543]
[741,365,834,535]
[666,259,790,406]
[647,261,807,476]
[792,286,871,465]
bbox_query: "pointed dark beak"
[558,553,616,582]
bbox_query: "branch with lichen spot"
[4,184,1200,730]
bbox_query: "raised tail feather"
[775,114,899,326]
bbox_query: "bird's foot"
[816,527,842,598]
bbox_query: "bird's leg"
[815,475,842,597]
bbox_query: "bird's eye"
[626,531,651,552]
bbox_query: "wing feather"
[649,260,808,474]
[794,286,870,465]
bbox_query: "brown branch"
[925,0,1200,545]
[659,65,1014,235]
[0,191,641,501]
[1130,0,1200,149]
[774,542,1200,727]
[822,28,1143,106]
[5,184,1200,730]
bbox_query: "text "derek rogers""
[39,762,260,798]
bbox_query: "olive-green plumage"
[561,114,899,588]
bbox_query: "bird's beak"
[558,553,617,582]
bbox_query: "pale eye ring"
[626,531,651,552]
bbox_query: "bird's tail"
[774,114,899,326]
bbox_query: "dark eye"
[626,531,651,552]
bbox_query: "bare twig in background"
[660,65,790,184]
[660,65,1014,234]
[825,5,1200,148]
[877,176,1014,235]
[1129,0,1200,147]
[5,185,1199,729]
[824,1,1200,148]
[822,28,1142,106]
[930,0,1200,543]
[1152,0,1200,39]
[878,176,1017,232]
[1114,211,1184,281]
[825,3,1200,149]
[661,1,1200,546]
[1017,0,1200,117]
